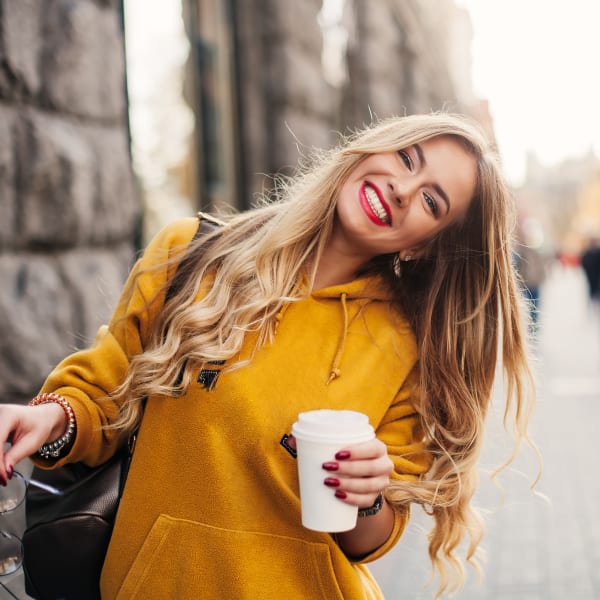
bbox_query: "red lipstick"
[359,182,391,226]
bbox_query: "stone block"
[0,0,43,98]
[270,45,335,120]
[18,110,97,247]
[0,104,16,247]
[360,12,405,81]
[267,0,323,52]
[367,80,408,119]
[0,243,134,403]
[87,126,140,244]
[272,107,335,172]
[0,253,77,401]
[58,242,134,343]
[40,0,126,121]
[17,110,139,247]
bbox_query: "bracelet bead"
[28,392,76,459]
[357,492,384,518]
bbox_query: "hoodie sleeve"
[378,365,432,482]
[34,217,201,468]
[354,365,432,563]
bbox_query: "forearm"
[335,497,395,558]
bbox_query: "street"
[371,262,600,599]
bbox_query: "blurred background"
[1,0,599,597]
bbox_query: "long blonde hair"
[112,113,537,597]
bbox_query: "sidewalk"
[370,263,600,599]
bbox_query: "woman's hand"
[322,437,396,558]
[0,403,67,484]
[321,437,393,508]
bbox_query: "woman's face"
[332,135,478,260]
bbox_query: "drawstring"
[274,310,284,333]
[327,292,349,384]
[274,302,291,334]
[275,289,356,384]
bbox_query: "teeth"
[365,184,390,224]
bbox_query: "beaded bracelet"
[28,392,76,459]
[358,493,384,518]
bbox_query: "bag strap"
[164,212,223,304]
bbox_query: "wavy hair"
[110,113,537,597]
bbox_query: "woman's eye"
[423,192,438,216]
[398,150,412,170]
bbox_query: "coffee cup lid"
[291,409,374,443]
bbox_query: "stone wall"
[0,0,139,403]
[343,0,473,126]
[233,0,337,202]
[231,0,476,205]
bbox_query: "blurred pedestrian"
[0,113,536,599]
[515,217,550,326]
[581,243,600,302]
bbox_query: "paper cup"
[292,409,375,532]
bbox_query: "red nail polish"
[6,465,13,479]
[335,450,351,460]
[324,477,340,487]
[334,490,347,499]
[322,462,339,471]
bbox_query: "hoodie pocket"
[117,514,345,600]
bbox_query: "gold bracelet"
[29,392,76,459]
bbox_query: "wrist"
[29,392,76,459]
[44,403,69,439]
[358,493,384,518]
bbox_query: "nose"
[388,176,418,208]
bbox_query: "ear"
[398,247,426,261]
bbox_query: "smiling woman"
[330,136,477,275]
[0,112,537,599]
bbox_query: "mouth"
[359,182,391,226]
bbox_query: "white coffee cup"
[291,409,375,532]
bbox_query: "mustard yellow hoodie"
[38,216,431,599]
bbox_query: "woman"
[0,113,536,598]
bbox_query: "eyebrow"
[414,143,451,214]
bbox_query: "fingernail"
[0,477,6,487]
[335,450,351,460]
[334,490,347,499]
[324,477,340,487]
[6,465,13,479]
[322,461,339,471]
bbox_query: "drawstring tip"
[274,311,284,333]
[327,369,341,384]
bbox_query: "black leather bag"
[23,443,133,600]
[21,215,221,600]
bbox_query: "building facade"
[185,0,488,211]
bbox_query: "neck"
[313,250,367,290]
